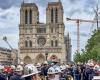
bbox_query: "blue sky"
[0,0,100,59]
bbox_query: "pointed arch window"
[51,8,53,23]
[55,8,58,23]
[29,9,32,24]
[55,40,58,47]
[51,40,53,47]
[25,41,28,47]
[29,40,32,47]
[51,28,53,33]
[25,10,28,24]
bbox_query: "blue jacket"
[10,74,24,80]
[83,67,95,80]
[0,73,6,80]
[41,66,48,76]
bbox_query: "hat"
[22,64,39,78]
[60,65,66,71]
[47,67,56,74]
[44,61,48,64]
[20,62,24,65]
[11,65,15,70]
[15,65,23,72]
[55,67,61,73]
[89,63,94,67]
[36,63,41,68]
[0,65,4,70]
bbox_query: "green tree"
[74,29,100,63]
[86,29,100,52]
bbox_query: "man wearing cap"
[10,65,24,80]
[22,64,41,80]
[88,63,96,80]
[47,67,56,80]
[41,61,49,80]
[83,63,95,80]
[54,66,62,80]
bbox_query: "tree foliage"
[74,29,100,63]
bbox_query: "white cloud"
[0,7,20,29]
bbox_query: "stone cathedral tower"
[19,1,70,64]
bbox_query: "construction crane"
[3,36,18,64]
[66,18,100,52]
[93,0,100,29]
[3,36,13,50]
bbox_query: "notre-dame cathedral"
[19,0,71,64]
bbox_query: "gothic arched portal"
[35,54,45,63]
[24,56,32,64]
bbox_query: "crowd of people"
[0,60,100,80]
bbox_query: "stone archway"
[35,54,45,63]
[24,56,32,64]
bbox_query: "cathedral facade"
[19,1,71,64]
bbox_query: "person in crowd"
[88,63,96,80]
[10,65,23,80]
[7,65,16,80]
[54,66,61,80]
[66,64,74,80]
[83,63,95,80]
[36,63,41,72]
[47,66,56,80]
[41,61,49,80]
[0,65,6,80]
[73,64,81,80]
[94,61,100,76]
[22,64,41,80]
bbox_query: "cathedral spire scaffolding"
[59,0,61,2]
[21,0,25,4]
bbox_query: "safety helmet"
[63,65,67,69]
[22,64,39,78]
[94,64,100,71]
[0,65,4,70]
[0,65,4,73]
[89,63,94,67]
[60,65,64,71]
[51,63,54,66]
[48,67,55,74]
[20,62,24,65]
[36,63,41,68]
[66,65,69,68]
[55,67,61,73]
[77,62,81,65]
[15,65,23,72]
[44,61,48,64]
[60,65,66,71]
[86,63,90,66]
[11,65,16,70]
